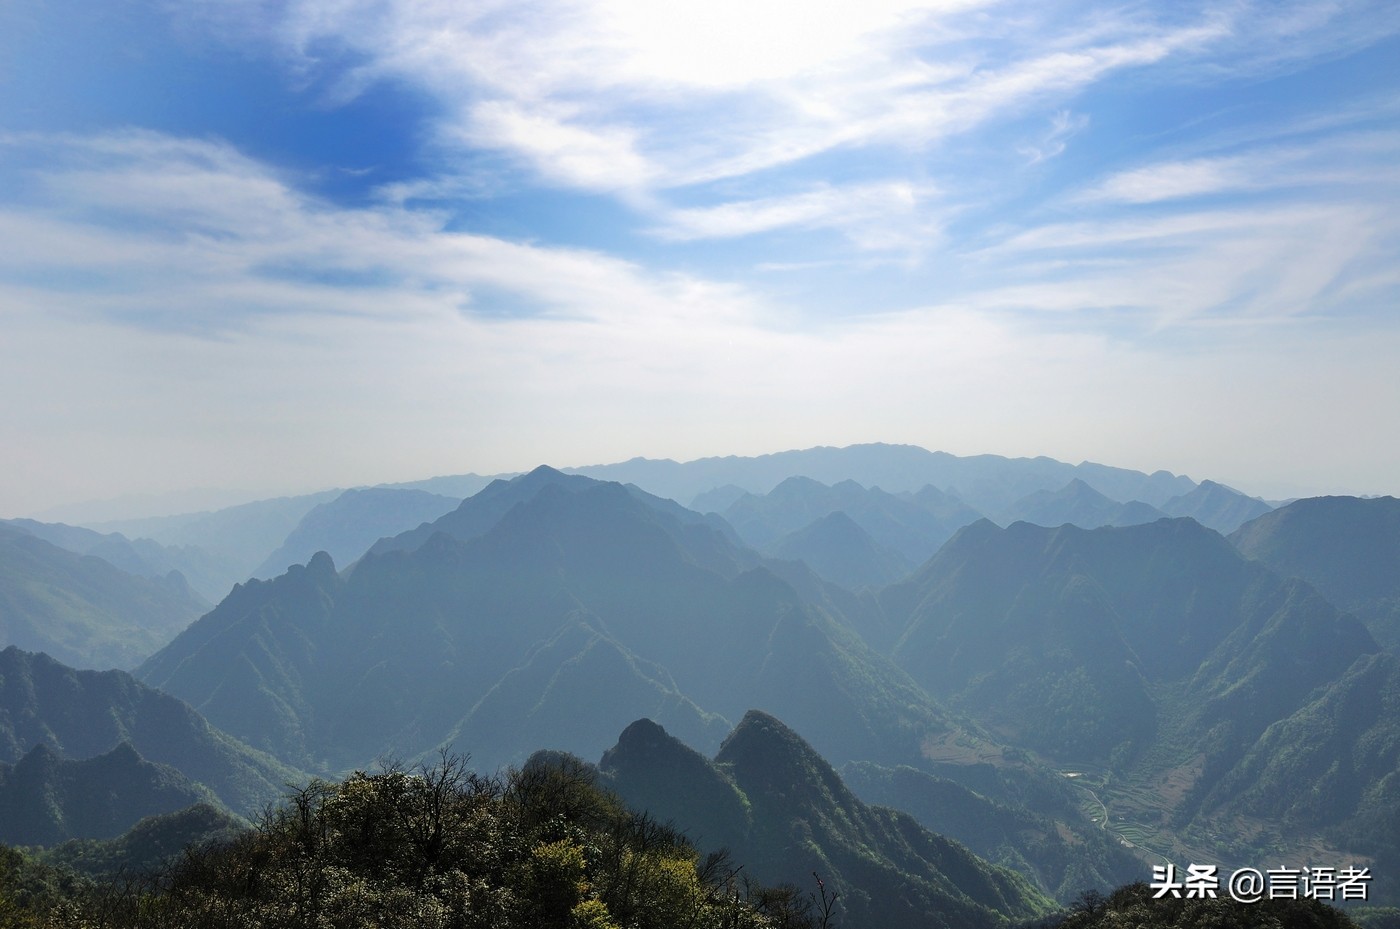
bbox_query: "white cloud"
[154,0,1400,275]
[1081,131,1400,204]
[462,101,657,194]
[180,0,1277,196]
[1089,158,1249,203]
[1018,110,1089,164]
[3,127,1400,513]
[653,181,937,248]
[970,200,1397,330]
[0,131,763,331]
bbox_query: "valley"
[1,444,1395,926]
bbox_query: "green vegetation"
[0,843,90,929]
[0,647,305,818]
[840,761,1142,903]
[0,524,207,671]
[138,471,958,774]
[0,743,218,847]
[6,464,1396,916]
[1028,882,1357,929]
[36,803,245,883]
[872,514,1397,900]
[0,754,833,929]
[1230,495,1400,649]
[602,712,1054,929]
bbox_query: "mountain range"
[250,486,460,579]
[1,442,1394,920]
[0,524,208,670]
[0,646,302,817]
[597,712,1051,928]
[1231,495,1400,648]
[138,468,960,777]
[0,742,216,846]
[995,479,1167,531]
[567,443,1199,514]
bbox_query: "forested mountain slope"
[0,646,303,816]
[881,518,1376,762]
[875,516,1388,887]
[0,742,216,846]
[2,517,231,605]
[0,525,207,670]
[139,469,965,776]
[1231,495,1400,648]
[598,712,1052,929]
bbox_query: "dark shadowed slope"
[840,761,1143,903]
[0,646,303,816]
[0,742,217,846]
[599,712,1051,929]
[38,802,246,881]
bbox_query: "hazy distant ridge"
[568,443,1196,512]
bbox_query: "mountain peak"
[105,740,142,762]
[19,741,60,766]
[768,511,912,590]
[307,550,336,575]
[599,718,751,850]
[808,509,859,532]
[770,475,828,497]
[716,710,858,814]
[524,464,569,480]
[609,717,670,751]
[602,718,721,780]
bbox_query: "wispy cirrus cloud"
[165,5,1176,184]
[2,121,1399,512]
[652,181,941,254]
[1018,110,1089,164]
[5,3,1400,513]
[150,0,1400,275]
[165,0,1399,263]
[1080,131,1400,204]
[0,126,661,335]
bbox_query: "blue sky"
[2,0,1399,516]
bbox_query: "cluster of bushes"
[1,753,828,929]
[1025,883,1359,929]
[4,752,1370,929]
